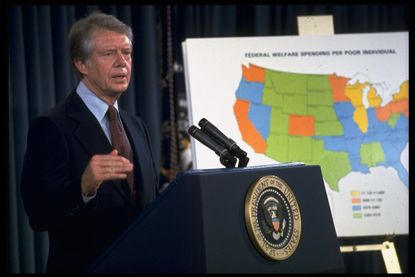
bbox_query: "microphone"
[188,125,237,168]
[198,118,249,167]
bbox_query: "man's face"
[77,29,132,103]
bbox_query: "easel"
[297,15,402,274]
[340,240,402,273]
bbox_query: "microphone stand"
[188,125,237,168]
[198,118,250,168]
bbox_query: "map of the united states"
[234,63,408,192]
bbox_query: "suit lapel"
[65,92,112,156]
[64,92,131,202]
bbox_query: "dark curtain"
[8,4,409,273]
[7,5,163,273]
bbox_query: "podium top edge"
[178,162,307,178]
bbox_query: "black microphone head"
[198,118,208,128]
[188,125,198,136]
[198,118,226,138]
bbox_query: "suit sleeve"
[20,116,91,231]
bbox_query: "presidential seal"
[244,175,301,261]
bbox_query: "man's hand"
[81,149,133,196]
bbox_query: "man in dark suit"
[20,11,160,273]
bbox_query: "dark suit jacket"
[21,91,160,273]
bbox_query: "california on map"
[234,63,408,192]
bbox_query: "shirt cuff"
[82,192,97,203]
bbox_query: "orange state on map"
[242,63,266,83]
[329,74,350,102]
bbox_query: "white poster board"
[182,32,408,237]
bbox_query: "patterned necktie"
[107,105,136,201]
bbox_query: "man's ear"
[74,59,88,75]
